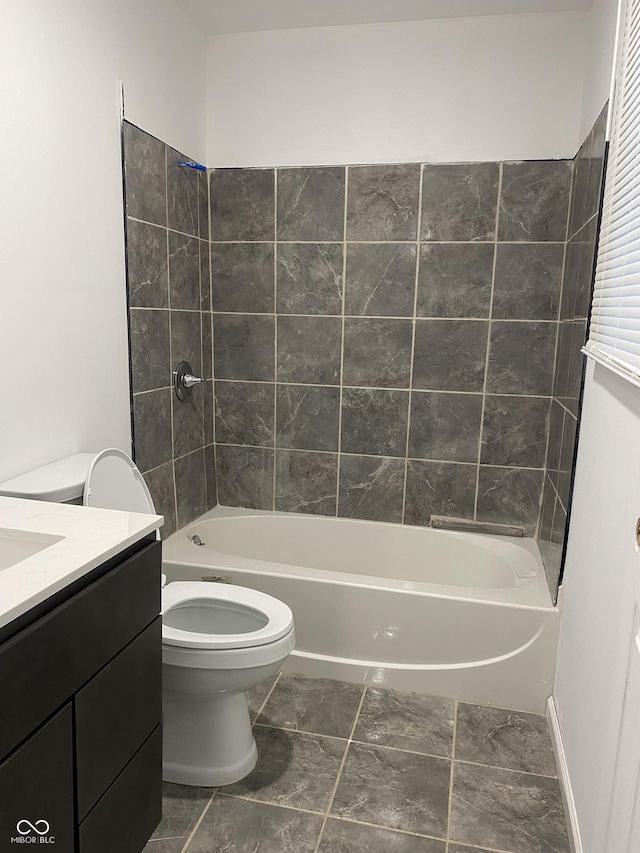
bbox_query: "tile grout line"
[450,756,558,780]
[547,492,561,550]
[201,378,555,398]
[542,236,568,535]
[213,789,501,847]
[312,684,368,853]
[315,814,449,844]
[334,167,349,518]
[445,843,522,853]
[445,840,522,853]
[401,163,425,523]
[167,233,567,246]
[250,721,527,768]
[446,700,459,851]
[127,213,213,242]
[215,790,327,817]
[205,238,567,245]
[556,397,580,418]
[272,169,279,511]
[473,164,503,521]
[547,467,569,515]
[131,306,559,323]
[219,788,452,842]
[206,443,545,471]
[127,207,571,250]
[180,789,218,853]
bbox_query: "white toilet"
[0,449,295,787]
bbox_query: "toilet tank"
[0,454,96,504]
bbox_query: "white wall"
[205,12,587,167]
[552,3,634,851]
[0,1,206,482]
[555,362,640,852]
[578,0,620,140]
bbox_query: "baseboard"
[547,696,583,853]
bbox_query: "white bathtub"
[162,506,559,712]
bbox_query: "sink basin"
[0,528,64,571]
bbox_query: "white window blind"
[584,0,640,387]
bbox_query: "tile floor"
[144,672,570,853]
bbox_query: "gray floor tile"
[450,762,570,853]
[257,673,364,737]
[455,703,557,776]
[148,677,572,853]
[248,673,280,721]
[331,743,450,838]
[353,688,454,757]
[318,818,445,852]
[187,795,323,852]
[222,726,347,812]
[149,782,212,843]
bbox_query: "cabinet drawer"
[79,725,162,853]
[75,618,162,820]
[0,705,74,851]
[0,540,161,759]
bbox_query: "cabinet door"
[75,618,162,820]
[79,725,162,853]
[0,705,74,851]
[0,540,161,759]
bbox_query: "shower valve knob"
[182,373,203,388]
[174,360,209,401]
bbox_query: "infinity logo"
[16,820,50,836]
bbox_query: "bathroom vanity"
[0,497,163,853]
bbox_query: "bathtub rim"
[163,505,555,612]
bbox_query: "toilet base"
[162,688,259,787]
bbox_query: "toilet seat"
[162,582,294,650]
[84,448,156,514]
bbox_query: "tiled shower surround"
[122,120,586,548]
[210,159,571,534]
[538,106,607,596]
[123,122,216,537]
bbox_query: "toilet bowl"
[0,449,295,787]
[162,582,294,786]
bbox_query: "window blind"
[584,0,640,387]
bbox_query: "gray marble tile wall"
[209,159,571,534]
[123,121,215,538]
[539,106,608,598]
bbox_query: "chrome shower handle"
[182,372,205,389]
[174,361,211,401]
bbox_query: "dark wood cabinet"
[79,725,162,853]
[0,537,162,853]
[76,617,162,820]
[0,705,75,850]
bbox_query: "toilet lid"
[84,448,156,514]
[162,582,294,649]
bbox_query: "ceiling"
[174,0,594,36]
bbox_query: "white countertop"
[0,496,163,630]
